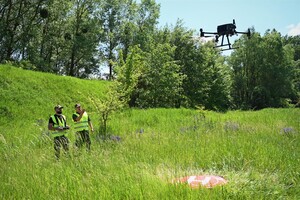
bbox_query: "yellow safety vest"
[50,115,68,137]
[73,112,89,131]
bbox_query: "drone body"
[200,19,250,51]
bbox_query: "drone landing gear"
[214,35,238,51]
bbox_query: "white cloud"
[287,23,300,36]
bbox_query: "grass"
[0,64,299,199]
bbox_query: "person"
[48,105,70,159]
[72,103,94,151]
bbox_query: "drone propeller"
[247,28,251,38]
[200,28,205,37]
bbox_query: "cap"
[54,105,63,109]
[75,103,81,108]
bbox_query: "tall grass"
[0,65,299,199]
[1,108,299,199]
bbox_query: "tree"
[90,81,126,136]
[124,41,184,108]
[163,20,231,110]
[202,46,231,111]
[165,21,196,107]
[64,0,101,77]
[97,0,160,79]
[30,0,73,73]
[114,45,145,106]
[229,29,295,109]
[283,35,300,105]
[133,0,160,51]
[97,0,130,79]
[0,0,45,62]
[229,30,264,109]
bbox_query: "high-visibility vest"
[73,112,89,131]
[50,115,68,137]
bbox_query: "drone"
[200,19,251,51]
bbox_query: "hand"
[81,109,86,114]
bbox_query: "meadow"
[0,65,299,199]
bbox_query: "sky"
[155,0,300,37]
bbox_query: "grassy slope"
[0,65,109,138]
[0,65,299,199]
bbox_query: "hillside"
[0,64,299,199]
[0,65,109,133]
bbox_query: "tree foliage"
[283,35,300,106]
[160,21,231,110]
[0,1,298,110]
[116,41,184,108]
[229,29,297,109]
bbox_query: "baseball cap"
[75,103,81,108]
[54,105,64,109]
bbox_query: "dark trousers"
[75,130,91,151]
[54,135,69,159]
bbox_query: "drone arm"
[235,31,248,34]
[201,31,218,35]
[236,28,251,38]
[200,28,218,37]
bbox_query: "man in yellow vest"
[48,105,70,159]
[73,103,94,151]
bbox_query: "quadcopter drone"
[200,19,251,51]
